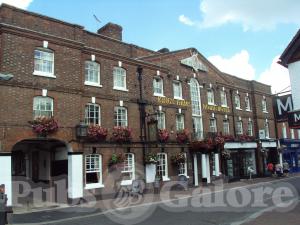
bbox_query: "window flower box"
[28,116,58,136]
[111,126,132,143]
[171,152,186,165]
[176,129,189,144]
[109,153,125,170]
[87,125,108,142]
[158,129,169,143]
[144,153,158,164]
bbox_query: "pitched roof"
[279,29,300,67]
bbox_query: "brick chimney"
[97,22,123,41]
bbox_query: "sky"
[2,0,299,94]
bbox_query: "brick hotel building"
[0,4,278,206]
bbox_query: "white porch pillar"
[193,154,199,186]
[206,154,211,184]
[0,153,12,206]
[68,152,83,199]
[214,153,220,177]
[201,154,207,178]
[279,152,283,167]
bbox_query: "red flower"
[28,116,58,136]
[158,129,169,142]
[176,129,189,144]
[111,126,132,143]
[87,125,108,141]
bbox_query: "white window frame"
[245,96,251,111]
[290,129,295,139]
[33,49,55,78]
[220,90,227,107]
[262,99,268,113]
[190,79,203,139]
[121,153,135,186]
[153,77,164,96]
[85,154,104,189]
[298,129,300,140]
[235,95,241,109]
[173,81,183,99]
[236,120,243,135]
[209,118,217,133]
[265,122,270,138]
[84,61,101,87]
[114,106,128,127]
[157,153,170,181]
[176,114,185,131]
[178,153,188,177]
[85,103,101,125]
[282,123,287,138]
[223,119,230,135]
[113,67,128,91]
[247,121,253,136]
[33,96,53,118]
[156,111,166,130]
[207,89,215,105]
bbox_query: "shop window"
[235,95,241,109]
[157,153,169,181]
[153,77,164,96]
[85,103,101,125]
[207,89,215,105]
[220,90,227,107]
[247,121,253,136]
[245,96,251,111]
[85,154,103,188]
[33,96,53,118]
[236,120,243,135]
[156,111,166,129]
[173,81,183,99]
[176,114,185,130]
[113,67,127,91]
[223,119,230,135]
[178,153,188,177]
[85,61,100,86]
[209,118,217,133]
[114,106,128,127]
[34,48,54,77]
[121,153,135,185]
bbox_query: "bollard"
[0,184,7,225]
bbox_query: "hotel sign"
[273,94,293,121]
[203,104,230,113]
[157,97,191,107]
[288,110,300,129]
[180,54,207,72]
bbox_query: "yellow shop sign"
[203,104,230,113]
[157,97,191,107]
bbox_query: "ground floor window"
[121,153,135,185]
[157,153,169,180]
[85,154,102,187]
[178,153,188,177]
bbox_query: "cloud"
[257,56,290,94]
[0,0,33,9]
[208,50,255,80]
[208,51,291,93]
[179,15,195,26]
[179,0,300,31]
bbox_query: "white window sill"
[162,177,170,182]
[113,87,129,92]
[84,82,103,88]
[263,111,269,114]
[236,108,243,111]
[154,93,165,97]
[178,174,189,178]
[174,97,184,100]
[33,71,56,78]
[246,109,252,112]
[84,183,104,190]
[120,180,133,186]
[221,105,229,108]
[208,103,216,106]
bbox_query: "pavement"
[7,173,300,225]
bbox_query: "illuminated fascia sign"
[203,104,230,113]
[157,97,191,107]
[288,109,300,128]
[180,54,207,72]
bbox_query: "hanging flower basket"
[237,134,255,142]
[87,125,108,142]
[221,150,231,160]
[190,137,215,154]
[158,129,169,143]
[109,153,125,169]
[222,135,235,142]
[145,153,158,164]
[111,126,132,143]
[176,129,189,144]
[171,152,186,165]
[28,116,58,136]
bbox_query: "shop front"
[224,142,257,181]
[280,139,300,173]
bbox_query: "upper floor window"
[245,96,251,111]
[176,114,185,130]
[85,103,101,125]
[85,154,103,189]
[114,106,128,127]
[207,89,215,105]
[236,120,243,135]
[265,122,270,138]
[33,96,53,118]
[173,81,183,99]
[34,49,54,77]
[156,111,166,130]
[190,78,202,116]
[85,61,100,86]
[223,119,230,135]
[121,153,135,185]
[220,90,227,107]
[113,67,127,91]
[247,121,253,136]
[153,77,164,96]
[235,95,241,109]
[262,99,268,112]
[209,118,217,133]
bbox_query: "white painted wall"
[0,155,12,206]
[193,154,198,186]
[288,61,300,109]
[68,154,83,199]
[201,154,207,178]
[224,142,257,149]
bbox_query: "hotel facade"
[0,4,278,206]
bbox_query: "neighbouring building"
[0,4,277,207]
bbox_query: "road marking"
[11,175,300,225]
